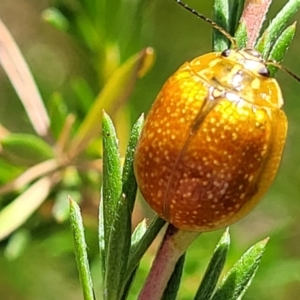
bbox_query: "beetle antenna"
[266,60,300,83]
[174,0,237,49]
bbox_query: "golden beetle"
[134,3,290,232]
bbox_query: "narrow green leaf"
[99,112,122,280]
[48,92,69,139]
[119,219,148,298]
[42,8,69,31]
[256,0,300,58]
[1,134,54,166]
[4,229,30,260]
[71,78,95,113]
[0,158,22,183]
[122,216,166,293]
[195,228,230,300]
[213,0,230,51]
[161,254,186,300]
[104,115,144,299]
[229,0,246,36]
[211,238,269,300]
[0,176,52,241]
[99,190,106,282]
[267,23,296,77]
[120,266,139,300]
[101,111,122,240]
[69,198,95,300]
[70,48,153,155]
[131,219,148,253]
[234,21,247,49]
[121,113,144,214]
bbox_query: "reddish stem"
[138,225,200,300]
[241,0,272,48]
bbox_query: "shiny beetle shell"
[134,48,287,232]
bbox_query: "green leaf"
[101,111,122,238]
[211,238,269,300]
[1,134,54,166]
[99,192,106,281]
[48,92,69,140]
[195,228,230,300]
[42,8,69,31]
[99,112,122,281]
[130,218,148,253]
[234,21,247,49]
[213,0,247,49]
[120,220,148,299]
[4,229,30,260]
[0,176,52,241]
[121,267,139,300]
[256,0,300,58]
[121,113,144,214]
[267,23,296,77]
[122,216,166,294]
[69,197,95,300]
[162,254,186,300]
[104,114,144,299]
[229,0,246,37]
[71,78,96,114]
[0,158,22,183]
[213,0,230,51]
[70,48,154,156]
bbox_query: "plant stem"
[242,0,272,48]
[138,225,200,300]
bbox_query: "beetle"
[134,0,299,232]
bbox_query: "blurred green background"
[0,0,300,299]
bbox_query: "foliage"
[0,0,299,299]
